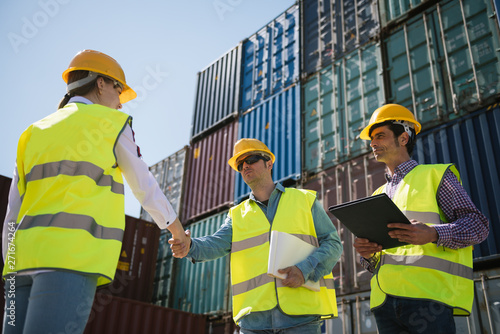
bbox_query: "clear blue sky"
[0,0,296,218]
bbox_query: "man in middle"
[170,138,342,334]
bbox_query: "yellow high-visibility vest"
[4,103,131,286]
[229,188,338,324]
[370,164,473,316]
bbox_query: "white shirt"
[2,97,177,258]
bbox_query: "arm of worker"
[168,215,232,261]
[433,169,489,248]
[386,170,489,249]
[287,200,343,285]
[2,165,22,261]
[115,125,186,243]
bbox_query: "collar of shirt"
[248,182,285,205]
[68,96,93,105]
[385,159,419,182]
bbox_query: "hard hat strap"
[67,72,98,92]
[393,120,415,140]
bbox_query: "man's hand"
[353,238,382,259]
[388,220,438,245]
[168,230,191,258]
[278,266,305,288]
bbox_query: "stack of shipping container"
[139,0,500,333]
[0,1,497,333]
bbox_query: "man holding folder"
[353,104,489,334]
[170,138,342,333]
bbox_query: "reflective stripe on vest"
[19,212,124,241]
[26,160,124,194]
[370,164,473,316]
[4,103,130,286]
[230,188,337,324]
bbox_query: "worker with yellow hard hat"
[2,50,187,334]
[170,138,343,332]
[353,104,489,333]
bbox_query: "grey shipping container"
[83,293,207,334]
[140,146,188,223]
[169,211,232,315]
[191,45,242,141]
[236,83,302,204]
[301,0,380,77]
[383,0,500,129]
[152,232,175,307]
[99,215,160,303]
[303,41,385,175]
[240,4,300,111]
[182,121,237,223]
[414,104,500,260]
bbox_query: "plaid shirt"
[361,160,489,273]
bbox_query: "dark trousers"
[372,295,456,334]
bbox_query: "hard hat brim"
[228,148,275,172]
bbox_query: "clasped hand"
[168,230,192,258]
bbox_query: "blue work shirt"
[187,183,343,330]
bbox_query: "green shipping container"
[303,42,385,175]
[384,0,500,130]
[170,211,231,315]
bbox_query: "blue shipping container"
[241,4,300,111]
[236,84,302,203]
[414,104,500,260]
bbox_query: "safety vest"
[3,103,131,286]
[229,188,338,324]
[370,164,473,316]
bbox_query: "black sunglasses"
[237,155,269,172]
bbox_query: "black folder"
[328,193,411,249]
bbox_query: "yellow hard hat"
[359,104,422,140]
[62,49,137,104]
[228,138,275,172]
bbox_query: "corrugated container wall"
[182,121,237,223]
[414,104,500,261]
[191,45,241,141]
[140,146,188,223]
[240,4,300,111]
[378,0,428,26]
[170,211,232,315]
[303,41,385,174]
[152,232,175,308]
[236,84,301,203]
[383,0,500,130]
[99,216,160,303]
[301,0,380,77]
[83,294,207,334]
